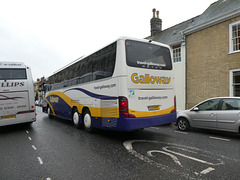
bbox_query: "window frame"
[172,45,181,63]
[229,68,240,97]
[229,20,240,54]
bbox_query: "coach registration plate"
[148,105,160,111]
[0,115,16,120]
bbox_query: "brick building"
[184,0,240,108]
[149,0,240,110]
[34,77,45,101]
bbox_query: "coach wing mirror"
[192,107,199,111]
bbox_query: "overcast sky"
[0,0,216,81]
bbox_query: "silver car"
[177,97,240,133]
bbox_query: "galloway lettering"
[131,73,171,84]
[50,96,59,103]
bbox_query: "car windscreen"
[0,68,27,80]
[125,40,172,70]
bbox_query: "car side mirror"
[192,107,199,111]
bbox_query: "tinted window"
[0,68,27,80]
[221,99,240,110]
[47,42,116,91]
[197,99,220,111]
[126,40,172,70]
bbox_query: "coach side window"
[92,42,116,79]
[46,42,117,89]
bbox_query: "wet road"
[0,107,240,180]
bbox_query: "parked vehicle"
[42,37,176,132]
[0,62,36,126]
[177,97,240,133]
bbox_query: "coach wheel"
[72,108,81,129]
[83,109,94,133]
[48,107,53,119]
[177,118,189,131]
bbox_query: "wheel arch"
[177,115,190,124]
[82,106,90,116]
[177,116,190,131]
[72,106,78,115]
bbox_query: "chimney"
[150,8,162,37]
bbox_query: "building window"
[229,21,240,53]
[230,69,240,97]
[172,45,181,63]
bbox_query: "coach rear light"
[171,96,177,113]
[119,96,135,118]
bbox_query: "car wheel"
[72,108,81,129]
[83,109,94,133]
[48,107,53,119]
[177,118,190,131]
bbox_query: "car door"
[217,98,240,132]
[189,98,220,129]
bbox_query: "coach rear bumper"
[118,112,176,131]
[0,111,36,127]
[92,112,176,131]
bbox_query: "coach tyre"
[83,109,94,133]
[48,106,53,119]
[72,108,81,128]
[177,117,190,131]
